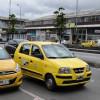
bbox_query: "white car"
[58,40,70,45]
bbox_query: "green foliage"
[54,7,66,42]
[9,14,16,34]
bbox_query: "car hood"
[0,59,16,71]
[49,58,87,68]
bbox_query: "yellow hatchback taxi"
[81,40,96,48]
[14,41,92,91]
[0,47,22,89]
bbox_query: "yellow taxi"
[81,40,96,48]
[14,41,92,91]
[0,47,22,89]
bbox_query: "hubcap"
[46,78,53,89]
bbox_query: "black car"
[5,39,29,56]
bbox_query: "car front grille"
[63,78,90,84]
[73,68,84,73]
[0,71,16,75]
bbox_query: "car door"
[28,45,45,80]
[16,43,32,75]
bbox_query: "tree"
[8,14,16,39]
[54,7,66,43]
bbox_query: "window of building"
[95,15,100,21]
[91,16,96,22]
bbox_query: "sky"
[0,0,100,20]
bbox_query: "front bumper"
[54,72,91,86]
[0,71,23,89]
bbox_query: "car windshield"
[0,47,11,60]
[42,44,74,59]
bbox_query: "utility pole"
[17,4,22,23]
[8,0,12,41]
[17,3,22,39]
[75,0,79,43]
[9,0,11,16]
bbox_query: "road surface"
[1,43,100,100]
[1,68,100,100]
[74,52,100,67]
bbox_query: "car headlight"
[59,67,71,74]
[16,64,21,72]
[86,65,91,72]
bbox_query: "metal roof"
[31,10,100,21]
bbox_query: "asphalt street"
[0,43,100,100]
[1,68,100,100]
[74,51,100,67]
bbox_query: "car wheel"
[45,75,56,91]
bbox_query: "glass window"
[0,47,11,60]
[20,44,31,55]
[31,45,42,57]
[42,44,74,58]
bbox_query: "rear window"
[0,47,11,60]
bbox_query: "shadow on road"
[0,87,19,94]
[23,76,87,93]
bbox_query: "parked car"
[5,39,29,56]
[80,40,96,48]
[0,47,22,89]
[14,41,91,91]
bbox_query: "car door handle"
[30,60,33,63]
[19,57,21,59]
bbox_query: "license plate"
[77,75,83,80]
[0,80,9,86]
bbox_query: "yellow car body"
[0,47,22,89]
[81,40,96,48]
[14,41,91,90]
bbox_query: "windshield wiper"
[60,56,75,58]
[48,57,58,59]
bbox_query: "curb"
[69,48,100,54]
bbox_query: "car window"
[0,47,11,60]
[31,45,43,58]
[20,44,31,55]
[42,44,74,58]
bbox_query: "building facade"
[25,10,100,43]
[0,16,27,41]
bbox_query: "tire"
[45,75,57,91]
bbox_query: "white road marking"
[20,88,45,100]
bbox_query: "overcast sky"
[0,0,100,20]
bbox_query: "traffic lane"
[74,51,100,65]
[0,88,33,100]
[21,68,100,100]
